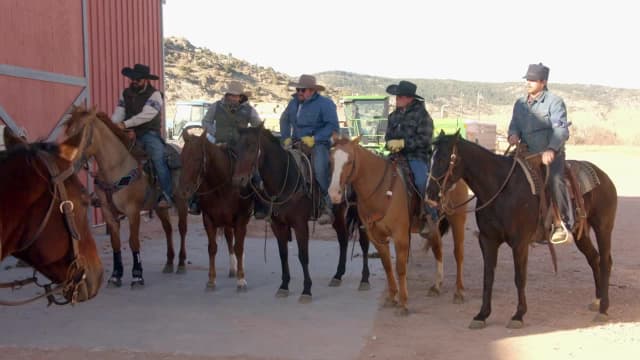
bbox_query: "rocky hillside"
[164,37,640,145]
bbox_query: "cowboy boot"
[188,196,201,215]
[317,198,334,225]
[253,197,268,220]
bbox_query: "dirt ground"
[1,146,639,360]
[356,146,640,360]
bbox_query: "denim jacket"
[508,90,570,153]
[279,92,339,145]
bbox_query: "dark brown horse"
[63,107,188,288]
[426,133,617,328]
[0,127,103,304]
[180,132,253,290]
[231,126,369,302]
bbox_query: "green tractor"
[339,95,469,155]
[339,95,390,154]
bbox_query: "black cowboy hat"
[386,80,424,100]
[121,63,159,80]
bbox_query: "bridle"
[186,138,234,197]
[0,149,87,306]
[427,138,519,216]
[246,132,302,207]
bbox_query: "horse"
[179,132,253,291]
[328,135,469,315]
[426,133,617,328]
[62,106,188,288]
[0,126,103,304]
[231,126,370,303]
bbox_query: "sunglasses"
[296,88,307,93]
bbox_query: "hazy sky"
[163,0,638,89]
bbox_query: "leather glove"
[283,138,292,148]
[301,136,315,148]
[386,139,405,153]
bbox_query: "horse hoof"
[328,278,342,287]
[427,285,441,297]
[176,265,187,274]
[298,294,312,304]
[206,281,216,291]
[383,298,398,308]
[237,279,248,292]
[395,307,410,317]
[275,288,289,298]
[130,278,145,289]
[592,313,609,323]
[358,282,371,291]
[453,293,465,304]
[507,320,524,329]
[107,277,122,288]
[228,270,236,278]
[162,264,174,274]
[588,299,601,312]
[469,320,487,330]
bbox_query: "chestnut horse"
[0,127,103,304]
[180,132,252,290]
[426,133,617,328]
[231,126,370,302]
[63,107,188,288]
[328,136,469,315]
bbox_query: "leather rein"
[0,150,87,306]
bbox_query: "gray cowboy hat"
[121,63,159,80]
[523,63,550,81]
[288,74,326,91]
[223,80,252,97]
[386,80,424,100]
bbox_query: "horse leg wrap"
[112,251,123,278]
[132,251,143,278]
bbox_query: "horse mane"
[94,111,137,150]
[0,142,60,164]
[238,126,282,147]
[67,106,146,160]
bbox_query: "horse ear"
[3,126,26,149]
[351,136,361,144]
[454,129,461,138]
[331,131,341,145]
[59,131,83,162]
[439,129,446,137]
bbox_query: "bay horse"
[63,107,188,288]
[0,127,103,304]
[231,126,370,302]
[328,136,469,315]
[180,132,252,291]
[426,133,616,328]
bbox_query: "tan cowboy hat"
[288,74,326,91]
[223,80,252,97]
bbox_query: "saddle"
[388,154,423,230]
[514,147,600,241]
[285,142,321,219]
[92,141,181,208]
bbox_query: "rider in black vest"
[112,63,173,208]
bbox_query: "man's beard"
[130,83,144,92]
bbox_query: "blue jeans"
[138,131,172,200]
[313,143,331,208]
[549,151,574,228]
[409,158,437,220]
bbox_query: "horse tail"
[346,202,360,241]
[439,217,451,237]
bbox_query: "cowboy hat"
[121,63,159,80]
[523,63,550,81]
[386,80,424,100]
[288,74,326,91]
[223,80,252,97]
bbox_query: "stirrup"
[550,223,574,245]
